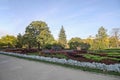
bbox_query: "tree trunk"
[28,44,31,49]
[37,42,41,51]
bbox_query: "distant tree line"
[0,21,120,50]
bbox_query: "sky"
[0,0,120,40]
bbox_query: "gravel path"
[0,54,119,80]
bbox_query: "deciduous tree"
[25,21,54,50]
[68,37,90,50]
[110,28,120,48]
[0,35,17,48]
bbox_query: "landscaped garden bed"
[2,48,120,65]
[0,50,120,73]
[3,48,39,54]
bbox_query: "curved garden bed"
[0,51,120,73]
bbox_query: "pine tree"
[95,26,109,49]
[58,26,67,48]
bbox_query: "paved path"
[0,54,119,80]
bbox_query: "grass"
[46,54,68,59]
[95,48,120,53]
[84,53,120,62]
[0,53,120,76]
[51,54,68,59]
[106,53,120,61]
[27,52,40,56]
[83,54,106,61]
[88,49,120,62]
[107,52,120,56]
[108,57,120,62]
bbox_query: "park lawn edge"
[0,53,120,76]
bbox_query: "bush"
[43,44,53,49]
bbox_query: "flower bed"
[0,51,120,73]
[4,48,38,54]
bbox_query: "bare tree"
[111,28,120,48]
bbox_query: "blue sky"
[0,0,120,40]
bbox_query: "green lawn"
[84,53,120,62]
[83,54,106,61]
[27,52,40,56]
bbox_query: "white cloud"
[0,29,9,37]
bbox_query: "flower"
[0,51,120,72]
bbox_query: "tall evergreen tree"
[58,26,67,48]
[95,26,109,49]
[16,33,24,48]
